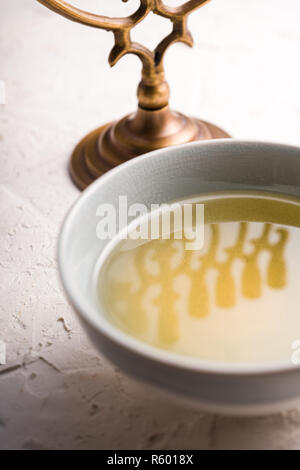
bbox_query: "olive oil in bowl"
[97,192,300,363]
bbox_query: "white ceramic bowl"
[58,140,300,416]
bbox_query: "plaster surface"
[1,0,300,450]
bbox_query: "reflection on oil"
[99,193,300,362]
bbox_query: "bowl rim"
[58,139,300,377]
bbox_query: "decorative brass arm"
[37,0,229,190]
[36,0,151,31]
[37,0,210,70]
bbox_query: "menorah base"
[69,106,230,190]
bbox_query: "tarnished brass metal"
[37,0,230,189]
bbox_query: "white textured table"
[1,0,300,450]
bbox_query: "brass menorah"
[37,0,230,189]
[109,223,289,345]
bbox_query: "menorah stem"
[138,67,169,110]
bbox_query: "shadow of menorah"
[109,222,289,345]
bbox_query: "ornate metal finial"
[37,0,230,189]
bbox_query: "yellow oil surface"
[98,192,300,363]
